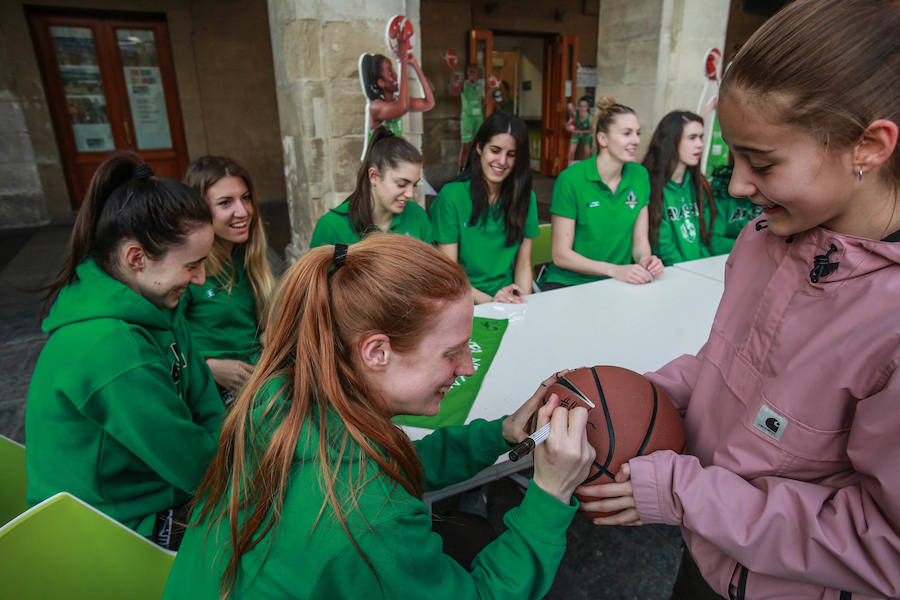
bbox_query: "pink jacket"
[631,218,900,599]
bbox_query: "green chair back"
[531,223,552,280]
[0,492,176,600]
[0,434,27,525]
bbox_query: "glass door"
[28,9,188,208]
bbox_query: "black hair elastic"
[332,244,348,270]
[134,164,155,180]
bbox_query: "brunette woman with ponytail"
[26,151,224,550]
[182,156,276,402]
[641,111,716,265]
[310,126,431,247]
[163,235,595,600]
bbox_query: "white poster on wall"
[123,66,172,150]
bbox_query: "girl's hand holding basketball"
[576,462,643,526]
[532,394,596,504]
[502,370,571,443]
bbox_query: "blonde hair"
[183,156,275,322]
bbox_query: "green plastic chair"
[0,492,176,600]
[531,223,552,283]
[0,434,27,525]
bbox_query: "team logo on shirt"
[587,200,601,208]
[624,190,638,209]
[679,219,697,243]
[729,205,763,223]
[169,342,187,389]
[205,289,217,298]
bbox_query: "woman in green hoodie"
[642,111,717,265]
[163,234,595,599]
[182,156,276,404]
[26,152,225,550]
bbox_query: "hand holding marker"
[508,374,596,461]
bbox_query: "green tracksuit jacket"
[654,173,712,265]
[164,377,578,599]
[25,259,224,536]
[708,165,762,255]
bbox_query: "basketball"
[543,366,685,518]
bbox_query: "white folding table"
[404,259,727,504]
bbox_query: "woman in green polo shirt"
[310,126,432,249]
[541,96,664,289]
[641,111,717,265]
[431,111,539,304]
[183,157,276,404]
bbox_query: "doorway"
[27,8,189,208]
[468,30,581,177]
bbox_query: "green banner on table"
[393,317,508,429]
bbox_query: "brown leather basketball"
[544,365,685,518]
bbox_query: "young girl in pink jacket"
[579,1,900,598]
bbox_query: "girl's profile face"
[719,87,856,237]
[131,225,213,309]
[378,59,397,95]
[477,132,517,188]
[372,293,475,417]
[206,175,253,248]
[677,121,705,168]
[597,113,640,163]
[369,161,421,216]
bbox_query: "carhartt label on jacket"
[753,404,787,441]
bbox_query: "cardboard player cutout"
[359,16,434,159]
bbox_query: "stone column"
[266,0,423,261]
[595,0,728,149]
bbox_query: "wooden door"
[468,29,493,118]
[540,35,578,176]
[27,9,189,208]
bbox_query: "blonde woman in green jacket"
[164,235,595,599]
[26,152,224,550]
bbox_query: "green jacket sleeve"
[656,219,683,266]
[414,418,510,491]
[311,481,577,600]
[78,363,222,493]
[310,215,336,249]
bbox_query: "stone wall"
[267,0,423,259]
[595,0,728,158]
[0,0,284,228]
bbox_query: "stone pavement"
[0,216,683,599]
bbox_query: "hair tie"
[332,244,348,270]
[134,164,155,181]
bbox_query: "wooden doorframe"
[26,7,188,208]
[541,35,578,176]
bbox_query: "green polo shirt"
[430,180,539,297]
[182,252,261,364]
[309,199,432,248]
[542,158,650,286]
[655,172,711,265]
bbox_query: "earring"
[858,167,864,181]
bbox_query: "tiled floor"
[1,194,683,599]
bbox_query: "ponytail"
[41,151,211,313]
[194,234,469,598]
